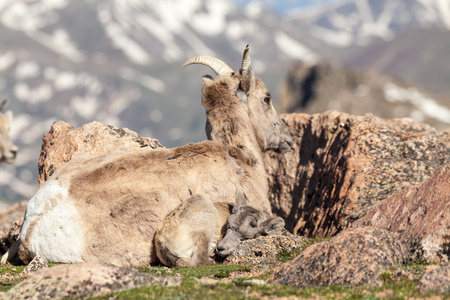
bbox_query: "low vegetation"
[0,237,444,299]
[90,263,434,300]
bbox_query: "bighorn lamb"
[154,194,232,267]
[0,99,18,164]
[215,195,285,258]
[2,45,293,267]
[155,188,285,267]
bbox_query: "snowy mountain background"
[0,0,449,206]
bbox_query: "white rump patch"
[21,180,84,263]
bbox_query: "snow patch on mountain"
[98,4,152,65]
[0,51,16,72]
[275,31,319,63]
[14,61,40,80]
[289,0,450,48]
[119,67,166,94]
[191,0,231,36]
[384,82,450,124]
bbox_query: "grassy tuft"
[276,248,301,262]
[0,264,27,292]
[139,264,252,279]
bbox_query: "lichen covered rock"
[3,263,181,300]
[266,111,450,237]
[268,227,408,287]
[223,231,306,265]
[38,121,164,186]
[354,164,450,262]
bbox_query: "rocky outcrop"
[3,263,181,300]
[38,121,164,186]
[415,264,450,294]
[277,62,450,131]
[266,111,450,237]
[0,221,21,256]
[268,227,408,287]
[354,164,450,262]
[268,146,449,288]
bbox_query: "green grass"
[1,237,446,300]
[1,260,444,300]
[90,275,436,300]
[138,264,252,279]
[0,265,27,292]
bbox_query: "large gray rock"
[3,263,181,300]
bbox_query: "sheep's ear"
[260,217,285,236]
[201,75,214,87]
[235,187,247,207]
[238,44,255,97]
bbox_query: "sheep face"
[245,76,293,154]
[0,100,18,164]
[215,205,285,257]
[185,45,293,155]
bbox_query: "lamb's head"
[183,45,293,154]
[0,100,18,164]
[215,190,285,257]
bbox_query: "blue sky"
[232,0,334,14]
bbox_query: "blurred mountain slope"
[0,0,315,203]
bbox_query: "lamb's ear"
[238,44,255,98]
[260,217,285,236]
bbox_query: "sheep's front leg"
[190,232,215,267]
[175,257,191,267]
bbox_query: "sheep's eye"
[250,220,257,228]
[264,97,271,104]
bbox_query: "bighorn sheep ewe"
[155,188,285,267]
[0,100,18,164]
[2,45,293,267]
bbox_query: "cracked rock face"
[268,227,409,287]
[3,263,181,300]
[354,164,450,262]
[265,111,450,237]
[38,121,164,186]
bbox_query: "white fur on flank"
[21,180,84,263]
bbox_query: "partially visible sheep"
[155,188,285,267]
[0,100,18,164]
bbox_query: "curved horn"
[240,44,251,73]
[183,56,234,76]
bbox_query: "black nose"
[10,148,17,158]
[215,246,225,253]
